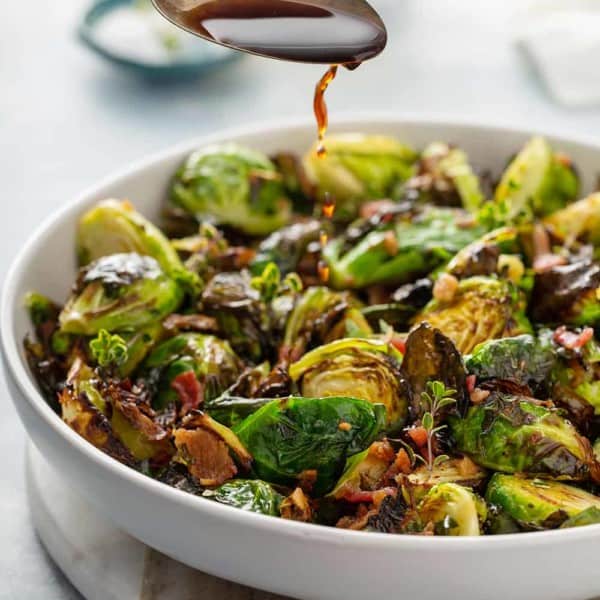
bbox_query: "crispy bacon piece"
[280,487,313,522]
[553,326,594,350]
[171,371,204,414]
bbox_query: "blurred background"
[3,0,600,597]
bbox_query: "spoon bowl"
[151,0,387,64]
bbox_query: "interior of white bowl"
[5,115,600,545]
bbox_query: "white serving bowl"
[3,116,600,600]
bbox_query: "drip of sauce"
[152,0,387,64]
[318,193,336,283]
[314,65,338,157]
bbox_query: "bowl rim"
[5,112,600,549]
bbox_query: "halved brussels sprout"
[233,396,386,495]
[303,133,418,221]
[416,482,486,536]
[143,333,242,411]
[173,412,252,487]
[465,334,556,391]
[203,479,283,516]
[486,473,600,530]
[59,253,183,335]
[483,137,579,226]
[407,142,485,213]
[543,193,600,245]
[289,338,407,431]
[171,143,291,235]
[531,260,600,326]
[413,276,531,354]
[77,199,184,273]
[324,207,484,290]
[451,393,596,480]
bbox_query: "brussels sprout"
[543,193,600,245]
[173,411,252,487]
[233,396,386,495]
[416,482,486,536]
[465,334,557,392]
[171,143,291,235]
[451,393,596,480]
[59,253,183,335]
[406,142,485,213]
[250,218,325,276]
[413,276,532,354]
[560,506,600,528]
[402,323,469,419]
[328,443,393,501]
[59,358,172,463]
[531,260,600,326]
[303,133,418,221]
[116,323,163,377]
[143,333,242,411]
[486,473,600,530]
[324,207,484,290]
[482,137,579,226]
[446,227,521,280]
[77,199,184,273]
[289,338,407,431]
[25,291,60,329]
[203,479,283,516]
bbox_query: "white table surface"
[4,1,600,598]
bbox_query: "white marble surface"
[4,1,600,598]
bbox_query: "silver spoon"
[151,0,387,64]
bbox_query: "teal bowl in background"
[78,0,241,79]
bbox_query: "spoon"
[150,0,387,65]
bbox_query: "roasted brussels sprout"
[171,143,291,235]
[289,338,407,431]
[303,133,418,221]
[416,482,486,536]
[486,474,600,530]
[324,207,484,289]
[543,193,600,245]
[233,396,386,495]
[59,253,183,335]
[203,479,283,516]
[451,393,596,480]
[406,142,485,213]
[531,260,600,326]
[482,136,579,226]
[413,276,531,354]
[464,334,556,392]
[143,333,242,412]
[560,506,600,528]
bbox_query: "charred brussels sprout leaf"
[171,143,291,235]
[143,333,242,411]
[486,474,600,530]
[465,334,556,391]
[531,260,600,326]
[481,137,579,227]
[233,396,386,495]
[289,338,408,432]
[451,393,595,480]
[204,479,283,515]
[402,323,469,419]
[303,133,418,221]
[324,207,484,290]
[413,276,531,354]
[416,482,486,536]
[543,193,600,245]
[59,253,183,335]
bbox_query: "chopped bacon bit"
[368,439,396,462]
[372,487,396,507]
[394,448,412,474]
[390,335,406,355]
[433,273,459,303]
[338,421,352,432]
[383,231,399,256]
[407,426,428,448]
[456,455,481,477]
[533,253,567,273]
[343,490,376,504]
[298,469,318,493]
[553,326,594,350]
[280,487,313,522]
[171,371,203,414]
[359,199,396,219]
[470,388,491,404]
[533,223,551,257]
[466,374,477,393]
